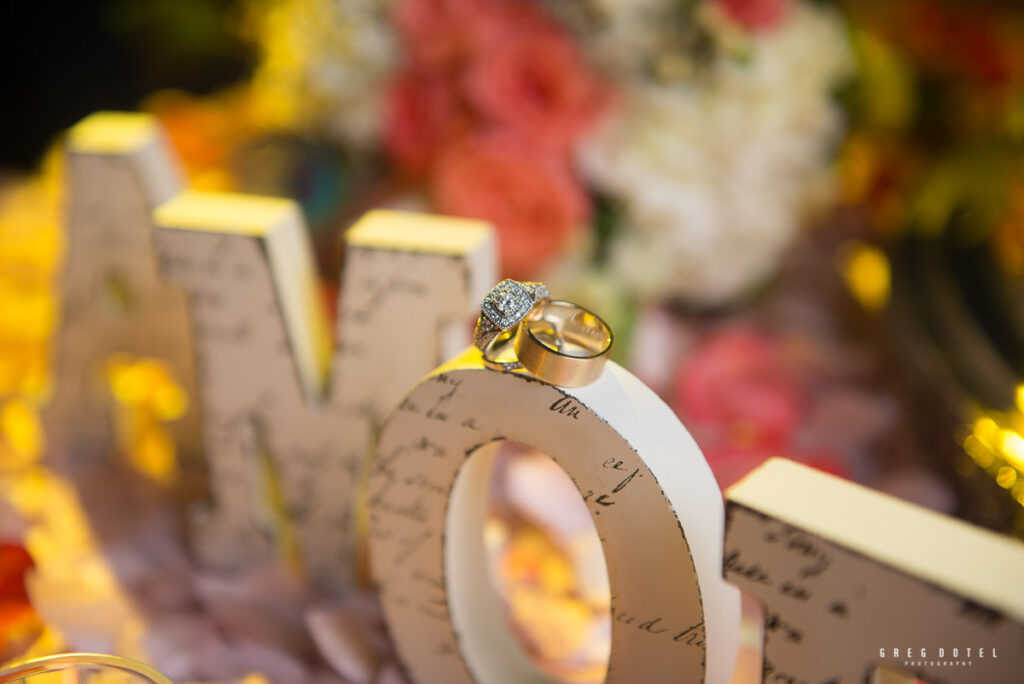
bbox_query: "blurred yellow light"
[0,289,56,341]
[963,435,995,468]
[0,398,44,463]
[105,354,186,485]
[136,360,173,401]
[152,381,188,421]
[240,676,271,684]
[19,354,50,400]
[107,355,149,407]
[839,242,890,310]
[996,466,1018,489]
[192,168,237,192]
[1016,385,1024,413]
[12,626,65,665]
[106,355,187,418]
[1001,430,1024,471]
[130,426,178,486]
[972,416,1001,448]
[501,528,575,596]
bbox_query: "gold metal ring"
[513,300,613,387]
[480,326,523,372]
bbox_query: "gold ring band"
[513,300,613,387]
[480,327,522,372]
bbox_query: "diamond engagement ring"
[474,279,550,370]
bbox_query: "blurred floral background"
[1,0,1023,682]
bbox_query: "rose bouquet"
[246,0,853,304]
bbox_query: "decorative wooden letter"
[154,197,494,586]
[724,458,1024,684]
[368,349,741,684]
[332,211,498,426]
[48,112,198,470]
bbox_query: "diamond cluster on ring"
[481,279,533,329]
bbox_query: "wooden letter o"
[368,349,740,684]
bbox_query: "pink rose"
[384,69,469,178]
[434,133,588,277]
[392,0,485,70]
[673,328,852,493]
[469,0,565,47]
[717,0,791,32]
[674,328,801,450]
[463,25,605,152]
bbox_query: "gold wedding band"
[481,326,522,371]
[513,300,613,387]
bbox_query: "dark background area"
[0,0,252,170]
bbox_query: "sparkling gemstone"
[481,280,532,329]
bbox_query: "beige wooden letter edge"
[154,190,332,403]
[727,458,1024,623]
[67,111,184,209]
[335,209,495,424]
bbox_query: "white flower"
[578,2,854,304]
